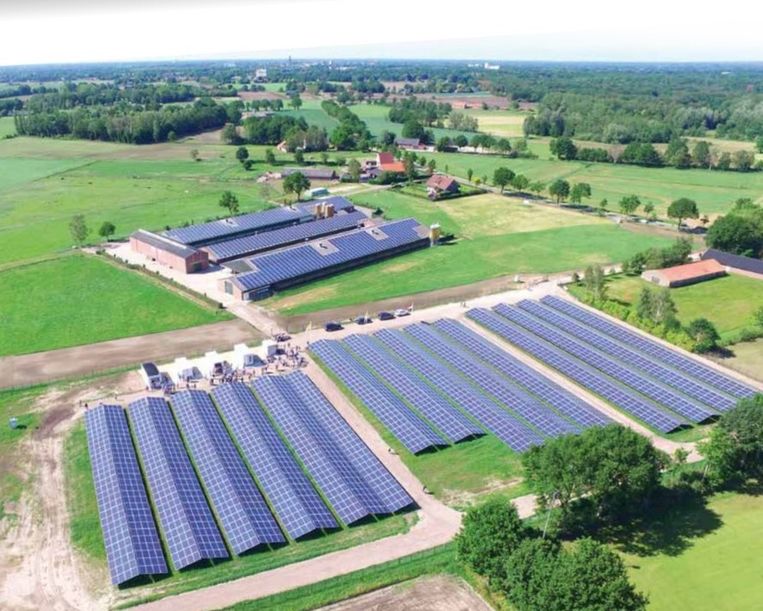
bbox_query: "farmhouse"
[426,174,460,199]
[376,152,405,174]
[281,167,338,181]
[394,137,420,150]
[641,259,727,288]
[129,229,209,273]
[701,248,763,281]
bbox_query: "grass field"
[594,274,763,340]
[348,103,478,142]
[63,422,415,606]
[713,338,763,382]
[0,117,16,138]
[428,152,763,216]
[463,109,528,138]
[620,492,763,611]
[0,255,228,356]
[265,192,673,315]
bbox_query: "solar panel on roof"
[170,390,284,554]
[467,308,684,433]
[309,340,447,454]
[85,406,167,585]
[211,382,338,539]
[128,397,228,570]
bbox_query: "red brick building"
[129,229,209,273]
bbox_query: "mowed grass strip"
[0,255,227,356]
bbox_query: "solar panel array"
[494,304,716,423]
[211,382,338,539]
[232,218,429,294]
[85,406,167,585]
[541,296,757,399]
[467,308,684,433]
[170,390,285,554]
[431,319,611,428]
[342,334,484,443]
[310,339,447,453]
[205,211,368,262]
[253,375,404,524]
[373,329,543,452]
[517,300,736,411]
[128,397,229,570]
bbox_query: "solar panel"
[309,340,447,453]
[211,383,338,539]
[232,218,429,294]
[128,397,229,570]
[252,376,376,525]
[541,296,757,400]
[517,300,736,411]
[431,319,611,428]
[282,372,414,514]
[205,211,367,262]
[494,304,716,423]
[373,329,543,452]
[85,405,167,585]
[342,334,484,443]
[467,308,684,433]
[403,323,580,438]
[170,390,284,554]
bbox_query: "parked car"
[394,308,411,317]
[355,315,373,325]
[324,321,343,332]
[378,311,395,321]
[274,332,291,342]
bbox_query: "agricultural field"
[428,151,763,217]
[621,492,763,611]
[264,191,674,315]
[463,109,528,138]
[714,339,763,382]
[0,255,228,356]
[348,103,477,141]
[590,274,763,341]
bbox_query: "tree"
[455,134,469,148]
[320,151,329,165]
[757,136,763,154]
[643,202,655,218]
[404,155,417,182]
[636,286,655,320]
[691,140,712,168]
[218,190,239,216]
[582,264,607,301]
[289,94,302,110]
[598,198,608,215]
[265,148,276,164]
[717,152,732,171]
[511,174,529,192]
[401,118,425,140]
[652,287,678,326]
[283,171,311,201]
[69,214,89,246]
[548,178,570,203]
[664,137,691,168]
[529,181,545,197]
[686,318,720,353]
[221,123,240,145]
[347,158,361,182]
[619,194,641,215]
[754,305,763,328]
[427,158,436,173]
[190,148,200,162]
[496,138,512,155]
[549,136,578,161]
[235,146,249,164]
[455,497,530,583]
[706,214,763,256]
[733,150,755,172]
[493,167,515,193]
[98,221,116,241]
[701,395,763,488]
[668,197,699,229]
[466,168,474,182]
[502,538,562,610]
[569,182,592,204]
[294,149,305,164]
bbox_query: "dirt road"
[0,320,261,389]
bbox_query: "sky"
[1,0,763,66]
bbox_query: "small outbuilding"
[139,362,163,390]
[426,174,460,199]
[642,259,727,288]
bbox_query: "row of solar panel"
[85,373,412,586]
[466,297,756,434]
[309,319,610,456]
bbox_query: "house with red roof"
[426,174,460,199]
[641,259,727,288]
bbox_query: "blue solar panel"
[211,383,338,539]
[205,211,367,262]
[373,329,543,452]
[252,376,376,525]
[403,323,580,438]
[283,372,413,514]
[467,308,684,433]
[541,296,757,400]
[231,219,429,294]
[85,405,167,585]
[170,390,284,554]
[495,304,716,423]
[310,340,447,453]
[431,319,611,429]
[517,300,736,411]
[128,397,229,570]
[342,334,483,443]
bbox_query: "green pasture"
[348,103,478,141]
[0,255,227,356]
[463,109,528,138]
[0,117,17,138]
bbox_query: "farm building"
[701,248,763,280]
[281,167,338,181]
[394,137,420,149]
[426,174,460,198]
[129,229,209,273]
[376,152,406,174]
[642,259,727,288]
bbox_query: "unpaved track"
[0,320,260,389]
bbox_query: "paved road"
[0,320,261,389]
